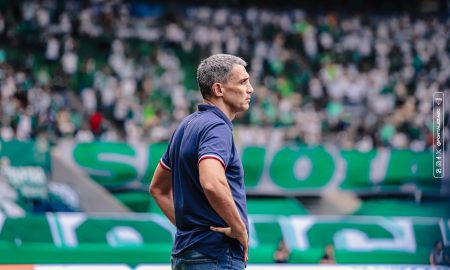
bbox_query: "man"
[430,240,450,266]
[273,239,290,263]
[319,244,336,264]
[150,54,254,270]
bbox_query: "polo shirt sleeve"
[198,122,232,169]
[160,149,172,172]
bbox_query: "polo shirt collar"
[198,104,233,130]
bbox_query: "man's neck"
[203,99,235,121]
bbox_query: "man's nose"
[248,83,254,93]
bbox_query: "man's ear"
[211,83,224,97]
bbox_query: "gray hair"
[197,54,247,99]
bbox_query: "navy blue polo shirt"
[159,104,248,260]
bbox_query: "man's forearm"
[203,180,246,235]
[149,164,175,226]
[152,192,176,226]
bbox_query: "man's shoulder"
[186,111,230,130]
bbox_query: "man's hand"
[210,226,249,262]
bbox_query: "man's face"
[221,65,254,113]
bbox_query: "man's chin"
[233,104,250,117]
[241,103,250,111]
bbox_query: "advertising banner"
[61,142,439,195]
[0,140,50,172]
[0,213,446,264]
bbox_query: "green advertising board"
[0,213,446,264]
[0,140,50,172]
[64,142,438,195]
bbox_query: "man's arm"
[199,158,248,261]
[149,163,175,226]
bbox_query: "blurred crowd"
[0,0,449,150]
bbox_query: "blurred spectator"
[319,244,336,264]
[75,124,94,142]
[273,239,290,263]
[89,109,104,138]
[45,36,60,62]
[429,240,449,266]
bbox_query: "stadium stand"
[1,1,449,150]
